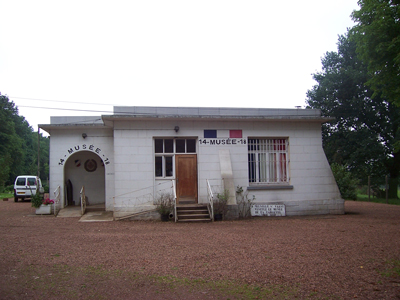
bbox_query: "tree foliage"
[351,0,400,105]
[0,94,49,188]
[306,32,400,198]
[331,163,359,200]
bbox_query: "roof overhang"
[101,106,333,127]
[38,106,334,134]
[101,114,333,128]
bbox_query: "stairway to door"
[176,202,212,222]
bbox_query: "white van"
[14,175,44,202]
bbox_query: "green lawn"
[0,192,13,199]
[356,193,400,205]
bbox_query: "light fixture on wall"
[82,133,87,139]
[174,126,179,133]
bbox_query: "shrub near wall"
[331,163,358,200]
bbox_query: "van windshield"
[27,178,37,186]
[16,178,26,185]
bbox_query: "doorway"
[175,154,197,203]
[64,151,105,207]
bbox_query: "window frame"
[154,138,197,179]
[248,138,290,185]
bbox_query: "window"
[155,156,173,177]
[154,138,196,178]
[27,178,37,186]
[155,139,173,153]
[248,138,289,184]
[16,178,26,186]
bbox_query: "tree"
[306,32,400,198]
[351,0,400,105]
[0,94,50,188]
[331,163,359,200]
[0,95,24,187]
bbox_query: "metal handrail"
[206,179,214,221]
[53,185,60,216]
[80,186,86,216]
[172,179,177,222]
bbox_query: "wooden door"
[175,155,198,203]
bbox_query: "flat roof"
[39,106,332,133]
[101,106,331,124]
[112,106,322,118]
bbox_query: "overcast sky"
[0,0,359,133]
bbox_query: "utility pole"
[37,128,40,178]
[368,176,370,201]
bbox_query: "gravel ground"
[0,199,400,299]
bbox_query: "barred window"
[248,138,289,184]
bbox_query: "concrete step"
[178,213,210,219]
[178,201,197,205]
[86,206,105,212]
[177,209,209,213]
[176,204,208,209]
[177,218,212,222]
[176,204,211,222]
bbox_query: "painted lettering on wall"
[199,139,247,145]
[58,144,111,166]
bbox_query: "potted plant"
[154,193,174,221]
[213,189,229,221]
[33,195,54,215]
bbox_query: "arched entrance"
[64,151,105,208]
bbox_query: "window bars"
[248,138,289,184]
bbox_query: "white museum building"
[39,106,344,221]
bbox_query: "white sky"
[0,0,359,134]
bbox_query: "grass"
[356,193,400,205]
[379,259,400,278]
[1,263,308,299]
[149,273,298,299]
[355,187,400,205]
[0,192,13,199]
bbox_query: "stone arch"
[63,151,105,206]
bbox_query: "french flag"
[204,129,242,138]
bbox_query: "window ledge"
[247,185,294,190]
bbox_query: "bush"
[0,185,13,194]
[154,193,174,216]
[31,193,43,208]
[236,186,255,219]
[331,163,358,200]
[214,189,229,217]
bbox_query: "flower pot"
[214,213,223,221]
[36,204,52,215]
[160,213,169,222]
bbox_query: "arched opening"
[64,151,105,208]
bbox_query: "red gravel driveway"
[0,200,399,299]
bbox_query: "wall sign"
[84,159,97,172]
[251,204,286,217]
[58,144,111,166]
[199,138,247,145]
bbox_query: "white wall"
[47,118,342,217]
[48,128,114,211]
[112,118,343,216]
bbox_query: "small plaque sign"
[251,204,286,217]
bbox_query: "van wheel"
[14,197,18,202]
